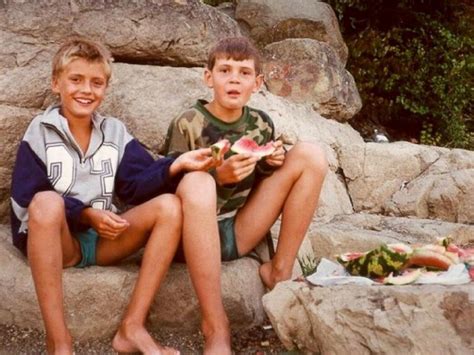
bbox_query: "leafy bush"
[325,0,473,149]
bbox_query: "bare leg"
[109,194,182,355]
[27,191,82,355]
[175,172,231,355]
[235,142,328,289]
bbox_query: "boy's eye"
[70,77,80,83]
[92,80,105,87]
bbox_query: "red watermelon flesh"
[408,249,453,270]
[338,252,365,262]
[231,137,275,158]
[211,139,231,160]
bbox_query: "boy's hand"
[215,154,259,185]
[169,148,218,176]
[81,208,129,240]
[265,140,285,167]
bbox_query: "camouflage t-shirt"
[164,99,276,220]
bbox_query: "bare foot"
[46,334,73,355]
[202,319,231,355]
[259,261,276,290]
[112,322,179,355]
[259,261,291,290]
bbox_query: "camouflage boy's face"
[52,58,108,122]
[204,57,263,119]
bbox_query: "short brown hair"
[52,37,113,82]
[207,37,262,74]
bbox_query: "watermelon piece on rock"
[384,268,422,285]
[337,244,412,278]
[231,137,275,159]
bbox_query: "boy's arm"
[11,141,88,233]
[115,139,183,205]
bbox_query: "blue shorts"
[218,216,240,261]
[74,228,99,268]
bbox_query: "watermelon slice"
[408,248,454,270]
[337,244,411,278]
[230,137,275,159]
[384,268,422,285]
[210,139,231,160]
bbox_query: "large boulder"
[0,225,266,339]
[385,149,474,223]
[0,105,41,223]
[309,213,474,262]
[235,0,348,64]
[262,38,362,122]
[340,142,444,213]
[0,0,241,67]
[263,281,474,354]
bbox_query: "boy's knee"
[292,142,329,176]
[150,193,182,222]
[28,191,65,225]
[177,171,216,205]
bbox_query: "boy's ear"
[204,68,213,88]
[51,76,60,94]
[253,74,264,93]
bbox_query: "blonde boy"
[165,37,328,354]
[10,37,217,354]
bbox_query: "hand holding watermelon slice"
[210,139,231,161]
[230,137,276,159]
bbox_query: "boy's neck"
[205,101,243,123]
[60,110,93,154]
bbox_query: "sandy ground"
[0,323,293,354]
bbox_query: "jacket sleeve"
[10,141,88,237]
[115,139,182,205]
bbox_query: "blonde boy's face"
[204,57,263,117]
[52,58,108,122]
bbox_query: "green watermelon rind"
[337,244,411,278]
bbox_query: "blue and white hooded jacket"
[11,105,180,255]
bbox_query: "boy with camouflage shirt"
[165,100,276,259]
[164,37,328,354]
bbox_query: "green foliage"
[420,123,442,146]
[325,0,473,149]
[201,0,232,6]
[297,255,318,277]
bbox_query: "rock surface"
[263,39,362,121]
[309,213,474,261]
[340,141,474,224]
[0,0,241,67]
[0,225,266,339]
[263,281,474,354]
[235,0,348,64]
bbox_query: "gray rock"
[0,225,266,339]
[235,0,348,64]
[263,281,474,354]
[0,0,241,67]
[0,105,41,223]
[262,39,362,122]
[309,213,474,262]
[386,149,474,223]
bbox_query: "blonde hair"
[207,37,262,75]
[52,37,113,82]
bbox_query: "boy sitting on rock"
[10,37,218,355]
[164,36,328,354]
